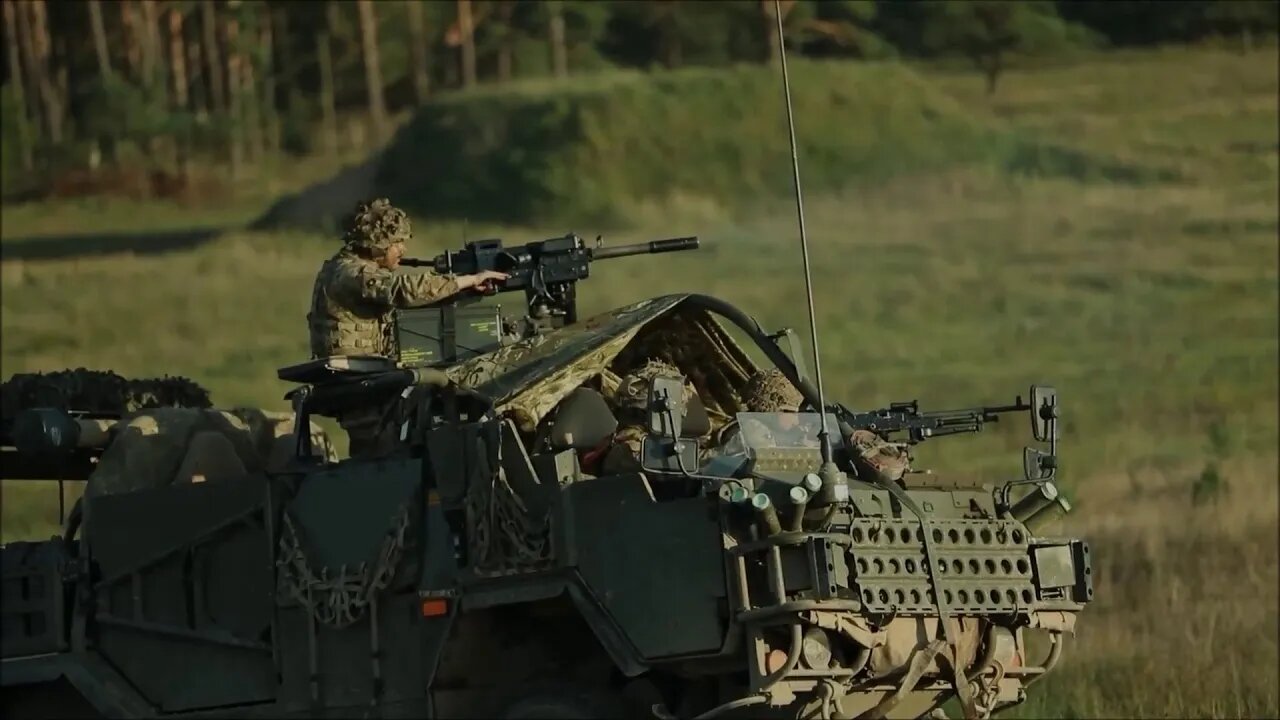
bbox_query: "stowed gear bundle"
[0,367,212,421]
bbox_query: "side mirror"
[1030,385,1058,442]
[646,376,686,438]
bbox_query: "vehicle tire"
[498,684,629,720]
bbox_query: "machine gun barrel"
[588,236,699,260]
[837,395,1031,444]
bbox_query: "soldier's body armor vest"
[308,251,395,358]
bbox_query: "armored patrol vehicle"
[1,232,1090,719]
[2,12,1092,712]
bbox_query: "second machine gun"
[393,233,700,367]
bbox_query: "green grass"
[1,46,1276,718]
[372,59,1172,227]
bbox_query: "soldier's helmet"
[742,369,804,413]
[342,198,412,253]
[613,358,692,414]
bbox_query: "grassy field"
[1,46,1276,717]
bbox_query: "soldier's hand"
[458,270,510,293]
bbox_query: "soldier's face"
[379,242,406,269]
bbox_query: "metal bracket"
[768,327,810,386]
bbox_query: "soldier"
[726,368,817,449]
[742,368,805,415]
[599,359,693,475]
[307,197,509,359]
[307,198,507,456]
[733,369,912,483]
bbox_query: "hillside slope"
[257,60,1163,230]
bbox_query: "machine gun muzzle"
[588,236,700,260]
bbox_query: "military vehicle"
[1,11,1092,715]
[1,230,1090,720]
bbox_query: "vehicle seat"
[548,388,619,451]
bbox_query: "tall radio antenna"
[773,0,834,471]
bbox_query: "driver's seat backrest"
[549,388,619,451]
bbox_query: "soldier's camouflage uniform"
[307,199,462,358]
[600,358,692,475]
[848,428,911,484]
[307,198,462,456]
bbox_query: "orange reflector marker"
[421,598,449,618]
[765,649,788,674]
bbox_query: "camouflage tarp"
[0,368,211,422]
[446,294,763,432]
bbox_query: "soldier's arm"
[356,266,463,308]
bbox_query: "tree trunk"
[357,0,387,142]
[88,0,112,80]
[120,1,142,81]
[762,0,777,65]
[225,12,243,178]
[763,1,796,66]
[261,12,280,156]
[168,9,188,108]
[201,0,224,115]
[406,0,429,103]
[496,0,513,82]
[242,46,263,163]
[15,1,49,157]
[189,24,208,121]
[273,5,293,109]
[1,0,33,171]
[26,0,63,145]
[458,0,476,88]
[317,3,338,156]
[548,0,567,78]
[168,7,191,181]
[139,0,162,93]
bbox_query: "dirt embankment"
[249,153,384,234]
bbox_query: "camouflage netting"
[613,358,695,413]
[446,296,762,433]
[342,197,412,252]
[0,368,213,422]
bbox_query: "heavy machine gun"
[394,233,700,367]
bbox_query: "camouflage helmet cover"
[613,358,693,412]
[742,369,804,412]
[343,198,412,252]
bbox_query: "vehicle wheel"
[498,684,628,719]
